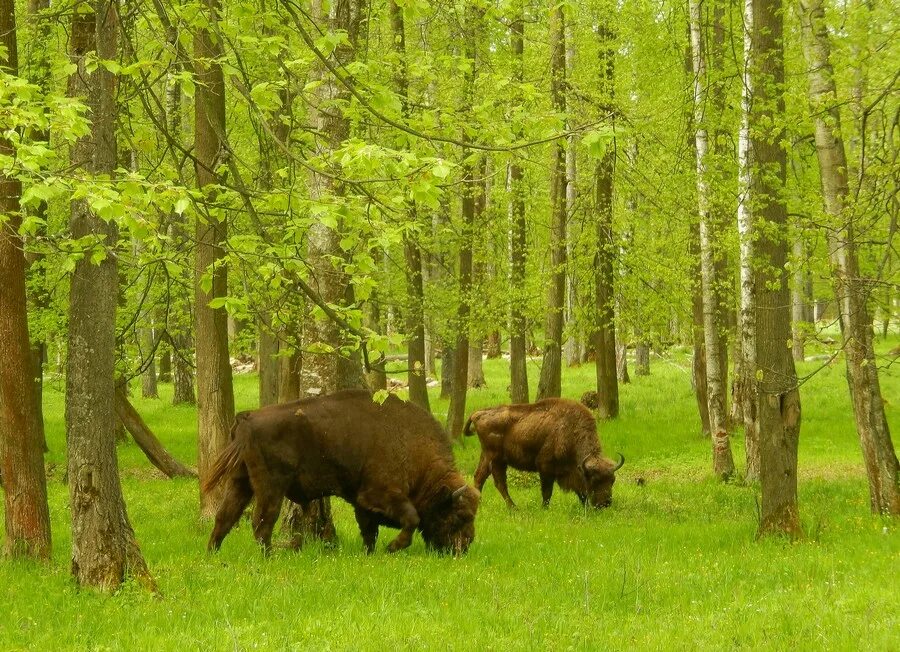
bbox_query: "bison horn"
[580,454,591,472]
[613,453,625,472]
[452,485,467,500]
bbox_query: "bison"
[464,398,624,509]
[204,389,480,555]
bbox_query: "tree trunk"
[752,0,802,537]
[390,0,430,411]
[404,236,430,409]
[278,348,301,403]
[737,0,758,480]
[486,330,501,358]
[508,11,529,405]
[536,2,567,401]
[691,0,735,479]
[593,20,619,420]
[194,0,236,519]
[563,24,582,368]
[440,343,455,400]
[23,0,50,454]
[616,342,630,384]
[114,387,196,478]
[282,0,370,546]
[65,1,154,589]
[791,238,808,362]
[468,339,485,388]
[800,0,900,515]
[0,0,51,559]
[139,326,158,399]
[635,341,650,376]
[445,4,482,438]
[258,318,279,407]
[157,346,172,383]
[171,332,196,404]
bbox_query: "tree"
[508,5,529,405]
[736,0,759,480]
[391,0,429,411]
[593,15,619,419]
[65,0,154,588]
[445,4,481,438]
[690,0,735,479]
[536,1,567,401]
[751,0,802,537]
[0,0,51,559]
[194,0,236,518]
[799,0,900,515]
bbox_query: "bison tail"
[201,416,249,493]
[463,415,476,437]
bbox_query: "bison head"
[580,453,625,508]
[420,484,481,555]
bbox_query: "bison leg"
[357,489,419,553]
[251,488,286,554]
[473,453,491,491]
[491,462,516,510]
[354,506,379,554]
[207,473,253,552]
[539,473,554,508]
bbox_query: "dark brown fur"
[205,389,480,555]
[464,398,623,509]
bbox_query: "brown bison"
[464,398,624,509]
[204,389,480,555]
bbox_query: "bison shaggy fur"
[204,389,480,555]
[464,398,623,509]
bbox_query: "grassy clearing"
[2,345,898,650]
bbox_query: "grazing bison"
[204,389,480,555]
[464,398,624,509]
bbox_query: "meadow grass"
[1,344,898,650]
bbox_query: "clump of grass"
[1,344,897,650]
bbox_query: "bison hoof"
[386,539,408,553]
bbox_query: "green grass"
[2,344,899,650]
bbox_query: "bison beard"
[464,398,624,509]
[204,390,480,555]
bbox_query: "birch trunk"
[737,0,758,479]
[691,0,734,478]
[799,0,900,515]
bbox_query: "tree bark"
[508,11,529,405]
[752,0,802,537]
[257,318,279,407]
[593,20,619,419]
[691,0,735,479]
[390,0,430,411]
[157,346,172,383]
[468,339,485,388]
[0,0,51,559]
[536,2,567,401]
[791,238,809,361]
[737,0,758,479]
[278,348,302,403]
[446,4,481,437]
[24,0,51,454]
[282,0,370,545]
[66,1,154,589]
[139,326,159,399]
[194,0,235,518]
[799,0,900,515]
[114,388,196,478]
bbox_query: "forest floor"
[2,339,899,650]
